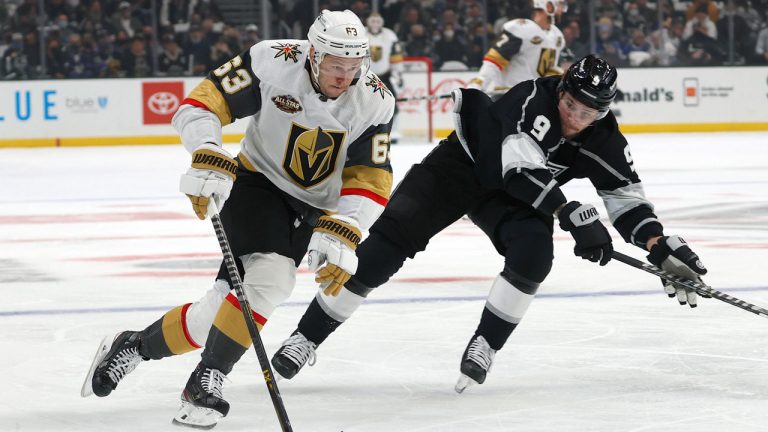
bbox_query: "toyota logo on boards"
[142,81,184,124]
[147,91,180,115]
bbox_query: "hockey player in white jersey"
[367,12,403,96]
[80,9,394,429]
[366,12,404,142]
[468,0,565,94]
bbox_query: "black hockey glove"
[558,201,613,266]
[647,235,707,308]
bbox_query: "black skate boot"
[81,331,148,397]
[270,331,317,380]
[172,363,230,429]
[455,335,496,393]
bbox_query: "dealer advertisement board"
[1,66,766,147]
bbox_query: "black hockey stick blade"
[209,202,294,432]
[611,251,768,319]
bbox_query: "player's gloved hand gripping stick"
[611,250,768,319]
[647,235,708,307]
[308,215,361,296]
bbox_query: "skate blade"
[172,399,223,430]
[80,334,114,397]
[454,374,478,394]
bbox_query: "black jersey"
[452,76,663,247]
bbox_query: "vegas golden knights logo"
[283,123,346,188]
[371,45,383,62]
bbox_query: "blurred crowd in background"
[2,0,768,80]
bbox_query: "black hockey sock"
[475,307,517,351]
[200,327,247,375]
[139,317,172,360]
[297,298,343,346]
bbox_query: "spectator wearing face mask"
[595,16,626,67]
[434,24,468,70]
[624,2,647,32]
[111,1,142,38]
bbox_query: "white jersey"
[175,39,395,215]
[367,28,402,76]
[469,18,564,93]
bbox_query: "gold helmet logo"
[283,123,346,188]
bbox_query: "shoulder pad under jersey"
[249,39,308,81]
[352,72,396,126]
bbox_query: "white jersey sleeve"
[468,19,564,94]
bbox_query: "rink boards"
[0,66,767,147]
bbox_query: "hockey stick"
[396,92,453,103]
[209,202,294,432]
[611,250,768,319]
[396,87,511,103]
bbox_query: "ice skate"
[81,331,147,397]
[172,363,230,429]
[270,331,317,380]
[455,335,496,394]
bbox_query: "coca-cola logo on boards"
[398,78,466,114]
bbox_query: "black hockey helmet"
[557,54,617,112]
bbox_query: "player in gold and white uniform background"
[81,9,394,430]
[468,0,566,95]
[366,12,404,142]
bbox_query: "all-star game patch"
[271,43,302,63]
[365,75,392,99]
[272,95,303,114]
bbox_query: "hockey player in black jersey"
[271,55,708,392]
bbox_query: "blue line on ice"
[1,286,766,317]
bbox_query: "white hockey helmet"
[366,12,384,35]
[308,9,369,59]
[307,9,370,89]
[532,0,557,18]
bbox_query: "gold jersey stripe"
[390,54,404,63]
[237,151,259,172]
[212,297,264,349]
[161,304,201,355]
[186,79,234,126]
[484,48,510,69]
[342,166,393,200]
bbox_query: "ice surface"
[2,132,768,431]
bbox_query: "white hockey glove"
[307,215,361,296]
[558,201,613,266]
[179,144,237,220]
[466,77,489,92]
[647,235,708,308]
